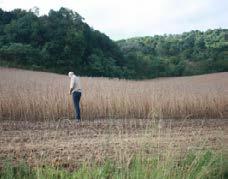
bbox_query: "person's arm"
[69,77,74,95]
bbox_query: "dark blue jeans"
[72,91,81,121]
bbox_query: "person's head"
[68,72,74,78]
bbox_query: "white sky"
[0,0,227,40]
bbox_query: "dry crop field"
[0,67,227,120]
[0,67,227,176]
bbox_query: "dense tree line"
[0,7,130,78]
[0,8,227,79]
[117,29,228,78]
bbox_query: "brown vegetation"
[0,68,227,120]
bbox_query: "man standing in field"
[68,72,82,122]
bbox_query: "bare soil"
[0,118,227,170]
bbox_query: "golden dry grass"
[0,67,227,120]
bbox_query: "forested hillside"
[0,8,130,77]
[0,7,227,79]
[117,29,228,78]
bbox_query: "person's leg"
[72,92,78,120]
[76,92,81,120]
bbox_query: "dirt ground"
[0,118,227,170]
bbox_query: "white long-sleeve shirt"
[70,75,82,93]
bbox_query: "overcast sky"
[1,0,227,40]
